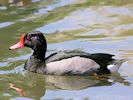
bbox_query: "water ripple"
[0,22,14,28]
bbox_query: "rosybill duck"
[9,31,125,75]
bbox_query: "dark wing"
[88,53,115,74]
[88,53,114,66]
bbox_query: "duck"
[9,31,125,75]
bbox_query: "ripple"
[102,6,133,16]
[32,0,41,3]
[0,70,15,75]
[0,22,14,28]
[34,0,75,15]
[37,9,95,33]
[114,23,133,36]
[18,0,75,22]
[79,29,109,36]
[0,62,8,68]
[37,5,133,34]
[0,6,7,10]
[10,97,33,100]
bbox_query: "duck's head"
[9,31,47,54]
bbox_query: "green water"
[0,0,133,99]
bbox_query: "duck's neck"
[25,47,47,74]
[24,45,47,73]
[33,50,46,60]
[32,44,47,60]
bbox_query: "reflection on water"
[0,72,130,99]
[37,6,133,35]
[0,0,32,7]
[0,0,133,99]
[0,22,14,28]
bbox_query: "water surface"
[0,0,133,100]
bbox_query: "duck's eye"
[27,36,31,41]
[31,36,38,42]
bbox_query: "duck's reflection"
[23,72,130,98]
[45,75,110,90]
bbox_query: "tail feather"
[107,59,127,73]
[112,59,127,64]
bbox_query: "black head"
[9,31,47,59]
[9,31,47,50]
[24,31,47,51]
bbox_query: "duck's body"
[9,31,124,75]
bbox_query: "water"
[0,0,133,99]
